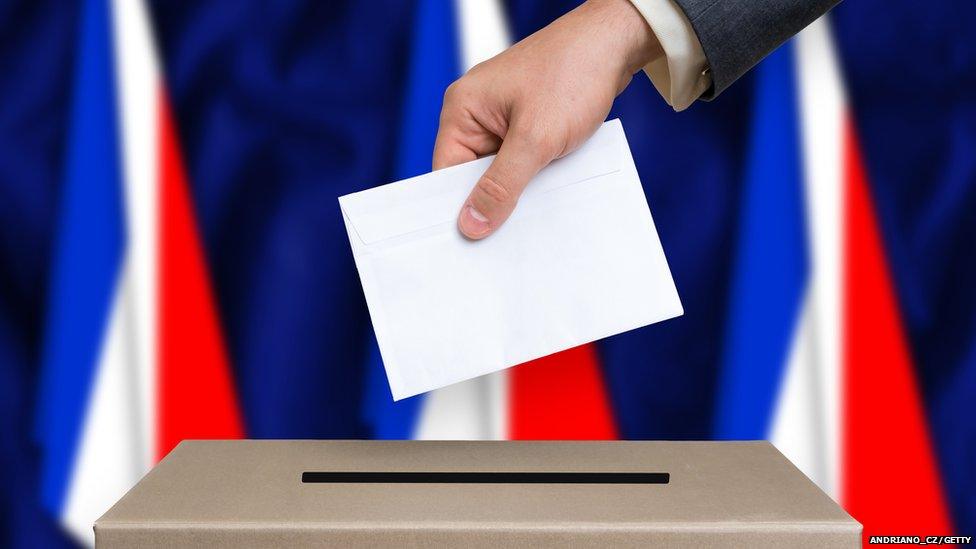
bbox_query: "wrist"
[583,0,663,74]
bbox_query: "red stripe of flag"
[509,344,618,440]
[842,117,954,543]
[157,93,244,459]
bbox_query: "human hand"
[434,0,661,239]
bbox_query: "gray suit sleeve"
[671,0,841,99]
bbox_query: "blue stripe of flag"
[713,42,808,439]
[34,0,124,514]
[362,0,461,438]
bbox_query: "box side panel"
[94,525,861,549]
[103,441,858,528]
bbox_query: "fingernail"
[459,204,491,238]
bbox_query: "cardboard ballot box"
[95,440,860,547]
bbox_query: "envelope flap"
[339,119,627,246]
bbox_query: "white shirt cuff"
[629,0,711,111]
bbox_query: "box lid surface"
[96,440,859,547]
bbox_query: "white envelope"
[339,119,682,400]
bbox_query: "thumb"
[458,128,554,239]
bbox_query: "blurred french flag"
[32,0,953,546]
[34,0,242,543]
[716,24,953,542]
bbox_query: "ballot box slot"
[301,472,669,484]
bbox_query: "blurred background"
[1,0,974,546]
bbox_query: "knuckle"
[519,125,546,147]
[476,174,513,205]
[516,124,556,161]
[443,79,471,106]
[443,81,462,104]
[467,59,489,74]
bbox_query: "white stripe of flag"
[61,0,160,544]
[413,0,512,441]
[770,17,846,498]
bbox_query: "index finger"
[432,127,480,170]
